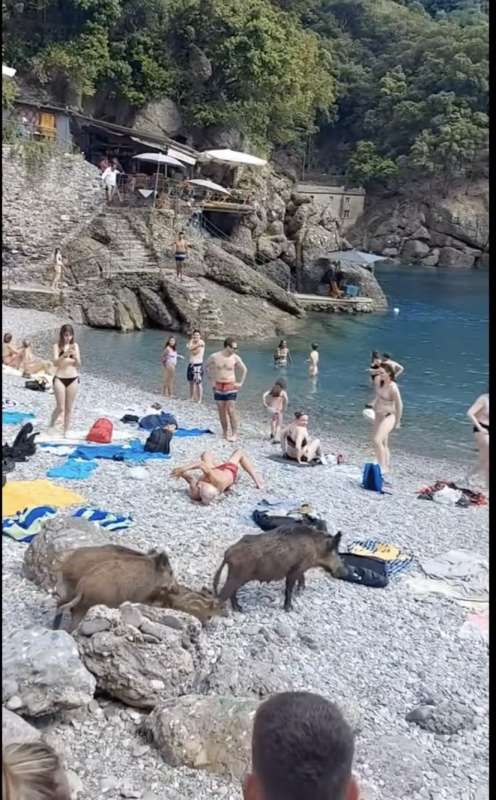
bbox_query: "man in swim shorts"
[207,337,248,441]
[171,449,263,504]
[186,329,205,403]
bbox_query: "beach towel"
[458,610,489,644]
[346,539,414,578]
[71,439,170,463]
[420,549,488,584]
[266,453,324,468]
[37,430,135,446]
[417,480,486,507]
[175,427,214,437]
[2,480,85,517]
[139,412,177,431]
[47,458,99,480]
[40,445,76,456]
[2,411,35,425]
[405,575,488,610]
[252,508,326,532]
[2,364,22,376]
[71,506,134,531]
[3,505,57,543]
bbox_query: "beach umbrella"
[202,148,267,167]
[186,178,231,195]
[133,152,186,207]
[331,249,387,266]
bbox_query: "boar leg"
[284,568,301,612]
[218,576,244,611]
[296,575,306,593]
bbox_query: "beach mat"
[266,453,323,468]
[47,458,99,480]
[2,479,85,517]
[347,539,414,577]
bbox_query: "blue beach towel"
[347,539,415,578]
[2,411,35,425]
[47,458,99,480]
[175,427,214,437]
[72,439,170,463]
[71,506,134,531]
[3,505,57,543]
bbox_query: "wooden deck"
[294,293,374,313]
[200,200,254,215]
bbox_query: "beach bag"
[7,423,39,461]
[362,463,384,493]
[139,412,177,431]
[25,377,48,392]
[87,417,113,444]
[338,553,389,588]
[144,428,173,454]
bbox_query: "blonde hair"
[2,742,71,800]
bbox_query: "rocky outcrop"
[2,708,42,745]
[132,98,184,138]
[348,180,489,269]
[3,628,96,717]
[142,695,258,778]
[75,605,216,709]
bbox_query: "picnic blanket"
[72,506,134,531]
[47,458,99,480]
[2,411,35,425]
[417,480,486,507]
[2,505,58,543]
[346,539,414,577]
[2,479,85,517]
[71,439,170,463]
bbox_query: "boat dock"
[294,293,374,313]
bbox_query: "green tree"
[346,141,399,187]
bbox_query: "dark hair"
[274,378,287,390]
[278,340,287,348]
[270,383,283,397]
[252,692,355,800]
[54,247,61,256]
[22,339,30,348]
[58,324,74,350]
[179,230,185,236]
[294,410,307,419]
[165,337,177,350]
[224,337,236,349]
[311,343,318,350]
[3,333,12,343]
[382,352,391,359]
[192,329,201,335]
[379,361,396,381]
[371,351,380,360]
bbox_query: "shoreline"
[2,305,489,800]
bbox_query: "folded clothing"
[3,505,57,543]
[72,506,134,531]
[417,480,486,507]
[346,539,414,578]
[47,458,99,480]
[139,412,177,431]
[2,411,35,425]
[2,479,85,517]
[71,439,170,463]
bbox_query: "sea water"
[75,264,488,462]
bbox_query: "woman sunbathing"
[172,449,263,504]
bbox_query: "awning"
[130,136,166,151]
[203,148,267,167]
[187,179,231,195]
[168,147,196,166]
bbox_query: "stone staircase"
[94,208,160,273]
[161,270,224,338]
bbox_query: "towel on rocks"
[3,505,58,543]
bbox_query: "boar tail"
[213,559,228,596]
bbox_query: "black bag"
[144,428,173,454]
[252,509,327,533]
[3,423,39,462]
[25,378,48,391]
[337,553,389,588]
[120,414,140,424]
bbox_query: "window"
[343,209,350,219]
[38,112,56,140]
[344,196,351,207]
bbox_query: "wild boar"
[213,527,343,612]
[54,551,177,632]
[149,583,227,625]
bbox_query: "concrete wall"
[296,182,365,231]
[2,145,104,285]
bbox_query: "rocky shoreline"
[2,306,489,800]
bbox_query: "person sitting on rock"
[2,741,71,800]
[171,448,263,504]
[243,691,359,800]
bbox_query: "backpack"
[144,428,173,454]
[87,417,113,444]
[3,423,39,462]
[25,378,48,391]
[139,412,177,431]
[362,462,384,493]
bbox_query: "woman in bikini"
[49,324,81,436]
[262,379,288,441]
[172,449,263,505]
[280,411,327,465]
[466,392,489,492]
[161,336,184,397]
[273,340,292,368]
[371,362,403,473]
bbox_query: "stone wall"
[2,144,104,284]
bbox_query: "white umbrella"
[186,179,231,195]
[331,250,387,266]
[203,148,267,167]
[2,65,16,78]
[132,152,185,207]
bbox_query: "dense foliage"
[2,0,488,181]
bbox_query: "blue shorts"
[175,254,187,262]
[214,389,238,402]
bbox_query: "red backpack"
[86,417,113,444]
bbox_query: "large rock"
[75,605,215,709]
[142,695,258,778]
[132,98,183,138]
[117,288,144,330]
[401,239,431,261]
[23,515,115,593]
[300,224,342,264]
[437,246,477,268]
[3,628,95,717]
[188,45,213,82]
[115,300,134,333]
[259,259,292,290]
[83,295,116,328]
[2,708,42,745]
[257,234,286,261]
[297,257,387,309]
[139,287,178,330]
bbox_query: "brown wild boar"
[54,551,177,632]
[55,544,155,606]
[149,583,227,625]
[213,527,343,612]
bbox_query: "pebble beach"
[2,306,489,800]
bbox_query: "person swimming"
[262,379,289,442]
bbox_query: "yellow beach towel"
[2,480,85,517]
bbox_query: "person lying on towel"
[171,449,263,505]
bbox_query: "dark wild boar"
[54,551,177,632]
[213,527,343,612]
[149,583,227,625]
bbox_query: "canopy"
[130,136,165,152]
[330,250,387,266]
[203,148,267,167]
[132,152,185,168]
[187,179,231,195]
[168,147,196,166]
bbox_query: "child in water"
[262,379,289,442]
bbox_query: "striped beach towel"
[346,539,415,578]
[2,505,58,543]
[71,506,134,531]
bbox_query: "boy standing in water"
[308,343,319,376]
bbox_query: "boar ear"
[331,531,342,551]
[155,551,171,569]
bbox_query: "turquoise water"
[75,264,488,462]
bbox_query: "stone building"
[295,179,365,231]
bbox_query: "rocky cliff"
[347,180,489,269]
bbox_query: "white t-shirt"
[102,167,118,187]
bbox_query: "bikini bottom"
[54,376,80,388]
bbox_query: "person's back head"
[3,333,12,344]
[243,692,358,800]
[2,741,71,800]
[311,343,318,351]
[274,378,287,391]
[270,383,283,397]
[22,339,31,349]
[371,350,380,361]
[382,352,391,360]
